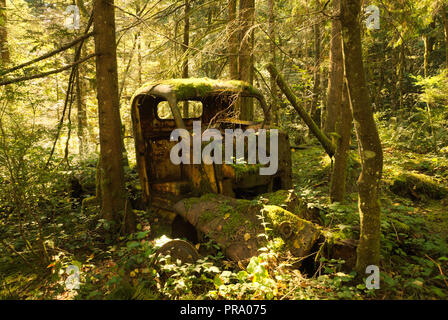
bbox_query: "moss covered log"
[389,172,448,200]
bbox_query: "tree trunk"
[76,6,88,158]
[423,35,429,77]
[93,0,135,234]
[137,32,143,86]
[268,0,278,125]
[320,64,328,129]
[0,0,10,65]
[330,82,352,203]
[397,41,405,111]
[341,0,383,273]
[228,0,238,80]
[442,6,448,68]
[238,0,255,121]
[324,0,343,135]
[422,21,435,77]
[329,0,352,203]
[76,64,87,157]
[182,0,190,118]
[310,3,321,126]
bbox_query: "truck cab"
[130,78,292,212]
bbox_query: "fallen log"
[266,63,336,157]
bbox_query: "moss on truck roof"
[132,77,261,101]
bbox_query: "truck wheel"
[155,239,200,264]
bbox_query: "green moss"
[184,193,218,211]
[198,210,216,224]
[184,198,199,212]
[262,205,296,225]
[225,80,259,95]
[198,198,233,224]
[188,195,306,233]
[187,195,261,237]
[220,199,259,236]
[222,213,242,236]
[163,78,215,100]
[390,172,448,200]
[257,190,318,221]
[261,205,313,237]
[180,194,321,258]
[259,190,291,206]
[201,193,219,202]
[134,78,260,102]
[230,162,264,180]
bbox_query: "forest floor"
[1,142,447,300]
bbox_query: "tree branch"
[0,32,94,77]
[0,54,96,86]
[266,63,336,157]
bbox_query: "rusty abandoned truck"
[130,78,322,263]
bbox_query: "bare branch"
[0,32,94,77]
[0,54,96,86]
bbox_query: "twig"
[1,239,34,270]
[119,34,138,100]
[391,221,400,242]
[425,254,448,289]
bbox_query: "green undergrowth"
[68,231,372,300]
[2,142,447,300]
[290,145,448,299]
